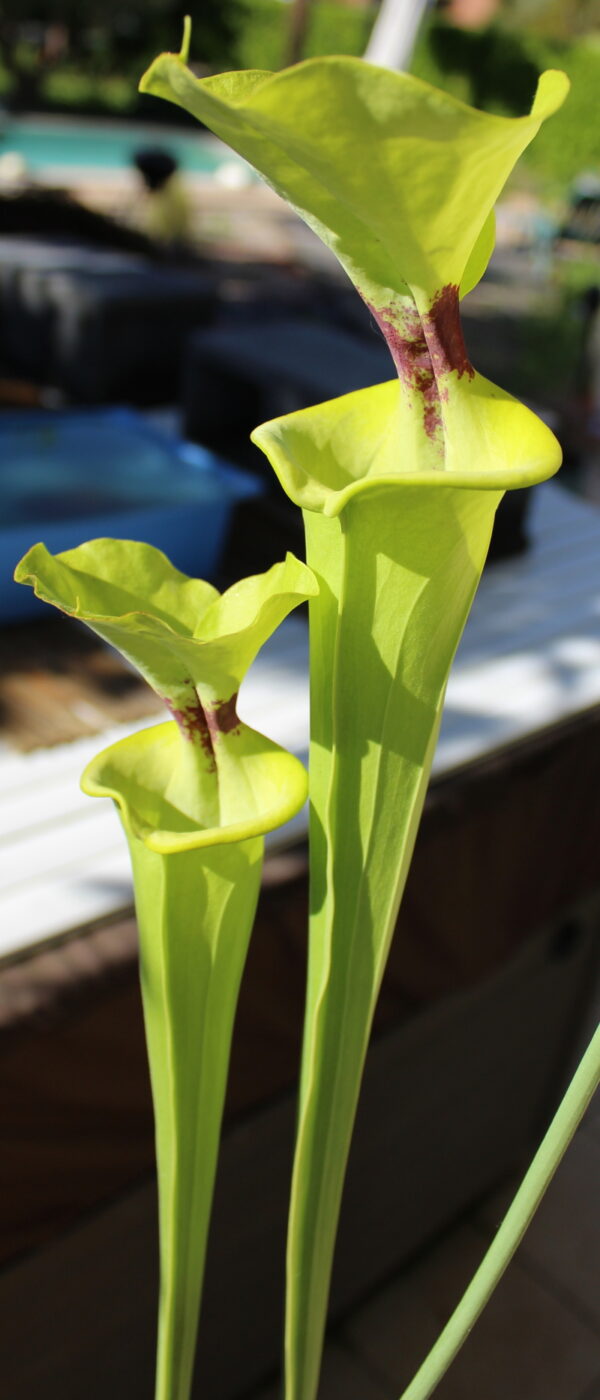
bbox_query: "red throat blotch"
[368,284,473,439]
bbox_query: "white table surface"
[1,480,599,965]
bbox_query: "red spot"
[162,688,240,768]
[371,301,442,438]
[424,285,474,382]
[366,284,473,440]
[163,696,216,768]
[207,692,240,739]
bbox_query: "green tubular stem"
[399,1022,600,1400]
[129,830,263,1400]
[13,537,316,1400]
[285,485,503,1400]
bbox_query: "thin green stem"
[399,1023,600,1400]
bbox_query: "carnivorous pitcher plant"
[15,29,600,1400]
[141,28,599,1400]
[15,540,317,1400]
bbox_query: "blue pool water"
[0,115,242,176]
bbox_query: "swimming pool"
[0,114,251,179]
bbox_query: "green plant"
[15,541,317,1400]
[411,19,600,191]
[236,0,376,71]
[140,28,599,1400]
[15,30,600,1400]
[0,0,245,110]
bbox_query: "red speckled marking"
[372,302,443,437]
[207,692,240,739]
[424,284,474,383]
[164,696,216,768]
[367,284,473,439]
[163,688,240,769]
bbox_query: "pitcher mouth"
[251,375,562,519]
[82,721,308,854]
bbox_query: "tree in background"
[285,0,312,65]
[0,0,246,109]
[428,14,540,114]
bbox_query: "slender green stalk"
[399,1023,600,1400]
[130,832,263,1400]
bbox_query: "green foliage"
[521,35,600,184]
[0,0,246,110]
[15,540,316,1400]
[13,36,600,1400]
[42,66,134,111]
[0,0,374,114]
[412,20,600,189]
[236,0,375,71]
[140,48,566,325]
[141,41,567,1400]
[233,0,282,71]
[420,19,540,114]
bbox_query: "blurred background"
[1,0,599,611]
[0,7,599,1400]
[0,0,598,473]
